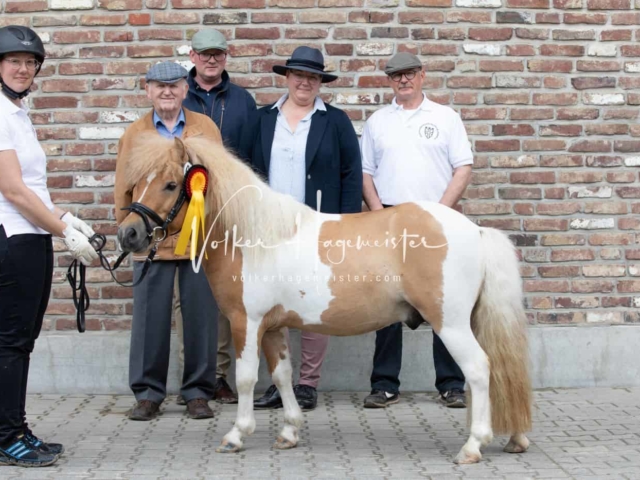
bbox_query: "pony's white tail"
[471,227,532,435]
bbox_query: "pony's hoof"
[504,434,530,454]
[216,442,241,453]
[454,450,481,465]
[273,436,297,450]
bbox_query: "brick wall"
[1,0,639,331]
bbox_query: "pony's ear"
[173,137,187,162]
[185,145,199,166]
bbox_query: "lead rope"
[66,233,158,333]
[67,188,187,333]
[67,257,89,333]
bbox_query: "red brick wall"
[2,0,639,330]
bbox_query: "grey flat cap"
[384,52,423,75]
[145,61,188,84]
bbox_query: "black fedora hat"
[273,46,337,83]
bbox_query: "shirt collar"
[153,109,186,130]
[272,94,326,113]
[391,93,432,112]
[0,92,25,115]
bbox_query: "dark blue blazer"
[238,102,363,214]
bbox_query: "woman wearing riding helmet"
[0,26,99,468]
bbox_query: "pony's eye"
[165,182,178,191]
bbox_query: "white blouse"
[268,94,326,204]
[0,93,54,237]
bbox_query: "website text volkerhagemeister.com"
[232,274,402,284]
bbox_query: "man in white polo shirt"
[360,52,474,409]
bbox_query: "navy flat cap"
[145,61,188,84]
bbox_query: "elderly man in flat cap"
[114,61,222,421]
[360,52,473,409]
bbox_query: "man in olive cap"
[184,29,256,153]
[178,30,257,406]
[360,52,473,409]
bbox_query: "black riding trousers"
[0,227,53,445]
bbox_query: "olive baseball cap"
[384,52,423,76]
[191,29,227,53]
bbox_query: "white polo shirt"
[0,93,54,237]
[361,94,473,206]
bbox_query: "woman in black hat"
[239,46,363,412]
[0,26,99,468]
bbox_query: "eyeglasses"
[290,71,322,85]
[389,69,420,82]
[3,58,41,71]
[196,51,227,63]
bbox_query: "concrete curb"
[28,325,640,394]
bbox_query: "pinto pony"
[117,135,532,464]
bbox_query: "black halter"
[67,186,188,333]
[112,187,189,284]
[122,190,187,254]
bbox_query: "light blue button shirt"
[153,109,186,139]
[268,94,326,203]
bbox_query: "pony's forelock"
[124,133,183,191]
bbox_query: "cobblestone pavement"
[2,388,639,480]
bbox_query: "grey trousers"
[129,260,218,404]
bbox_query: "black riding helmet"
[0,25,46,100]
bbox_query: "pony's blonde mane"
[183,136,314,254]
[124,133,314,254]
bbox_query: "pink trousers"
[284,329,329,389]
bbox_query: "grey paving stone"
[7,388,639,479]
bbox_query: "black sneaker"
[0,435,59,467]
[438,389,467,408]
[24,431,65,456]
[363,389,400,408]
[293,384,317,411]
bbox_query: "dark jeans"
[0,227,53,445]
[370,323,465,394]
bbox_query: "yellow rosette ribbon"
[175,166,209,261]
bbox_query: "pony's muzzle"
[117,222,150,253]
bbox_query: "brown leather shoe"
[128,400,160,421]
[186,398,213,419]
[214,378,238,404]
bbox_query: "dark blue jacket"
[238,102,363,215]
[183,68,256,156]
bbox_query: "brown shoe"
[214,378,238,404]
[128,400,160,421]
[186,398,214,419]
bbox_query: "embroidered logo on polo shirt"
[419,123,439,140]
